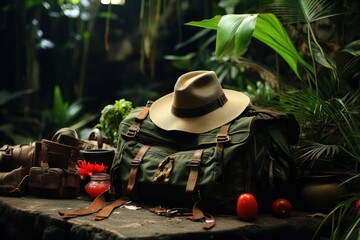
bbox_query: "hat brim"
[149,89,250,133]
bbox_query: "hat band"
[171,93,228,118]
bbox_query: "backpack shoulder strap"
[125,101,153,138]
[216,123,231,152]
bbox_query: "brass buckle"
[153,157,174,183]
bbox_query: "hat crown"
[172,71,224,110]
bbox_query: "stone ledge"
[0,195,325,240]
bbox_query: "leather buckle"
[131,157,141,166]
[190,159,201,167]
[126,125,140,138]
[216,133,231,143]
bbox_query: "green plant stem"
[344,217,360,240]
[308,23,341,95]
[307,23,317,95]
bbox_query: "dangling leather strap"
[216,123,231,152]
[186,149,204,193]
[127,145,150,192]
[188,199,216,229]
[148,199,216,230]
[95,196,129,221]
[58,191,107,218]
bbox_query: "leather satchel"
[0,167,28,197]
[0,142,41,174]
[28,138,80,198]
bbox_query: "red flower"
[76,160,108,180]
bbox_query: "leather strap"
[127,145,150,192]
[125,101,153,138]
[186,149,204,193]
[94,196,129,221]
[39,143,49,169]
[51,128,79,142]
[216,123,231,152]
[58,191,106,218]
[88,128,104,149]
[148,199,216,230]
[188,199,216,229]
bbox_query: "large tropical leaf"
[186,15,221,30]
[253,13,313,77]
[187,13,313,79]
[216,14,257,57]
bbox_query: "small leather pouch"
[28,166,79,198]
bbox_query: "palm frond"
[323,96,360,159]
[297,142,339,162]
[266,0,340,24]
[276,90,325,122]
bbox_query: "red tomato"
[355,199,360,214]
[271,198,293,218]
[236,193,258,221]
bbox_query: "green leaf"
[187,13,313,79]
[216,14,247,58]
[312,43,335,69]
[164,53,196,69]
[234,14,258,56]
[26,0,43,8]
[185,15,222,30]
[253,13,313,77]
[340,39,360,57]
[69,0,80,4]
[52,85,68,123]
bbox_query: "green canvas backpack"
[110,101,300,214]
[58,101,299,229]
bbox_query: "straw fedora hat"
[149,70,250,133]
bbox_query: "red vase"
[84,173,111,199]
